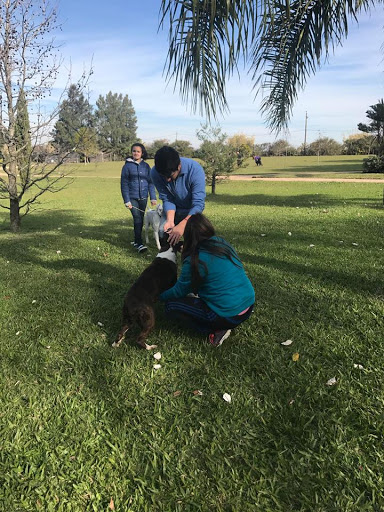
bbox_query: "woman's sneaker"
[137,244,148,253]
[208,329,231,347]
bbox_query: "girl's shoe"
[137,244,148,253]
[208,329,231,347]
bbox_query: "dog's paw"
[143,343,158,350]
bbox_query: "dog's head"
[156,203,163,216]
[156,240,183,263]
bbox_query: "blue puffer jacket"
[121,158,157,203]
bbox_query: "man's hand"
[167,222,185,245]
[151,200,157,206]
[125,202,132,209]
[164,220,175,233]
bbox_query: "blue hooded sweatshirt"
[121,158,157,204]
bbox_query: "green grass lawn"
[0,180,383,511]
[48,154,384,180]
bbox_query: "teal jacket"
[160,237,255,317]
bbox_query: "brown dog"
[112,244,180,350]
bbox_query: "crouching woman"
[159,213,255,347]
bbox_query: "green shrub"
[362,155,384,173]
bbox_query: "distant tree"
[269,139,296,156]
[169,139,194,157]
[52,84,95,153]
[95,92,137,160]
[307,137,342,156]
[227,134,254,166]
[0,0,89,232]
[343,133,375,155]
[358,99,384,155]
[196,124,236,194]
[146,139,170,158]
[14,90,32,180]
[74,127,98,163]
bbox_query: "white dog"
[144,203,163,250]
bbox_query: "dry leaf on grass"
[109,498,115,510]
[326,377,337,386]
[173,390,182,397]
[193,390,203,396]
[223,393,231,403]
[292,353,300,361]
[353,364,364,370]
[153,352,162,360]
[281,339,293,346]
[153,364,161,370]
[97,322,104,327]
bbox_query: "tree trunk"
[211,173,216,194]
[8,165,21,232]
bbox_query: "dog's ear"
[172,241,184,253]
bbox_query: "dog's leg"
[154,230,161,250]
[112,323,130,348]
[145,216,150,245]
[136,306,157,350]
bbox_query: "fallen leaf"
[292,352,300,361]
[153,352,162,360]
[353,364,364,370]
[309,244,315,248]
[32,299,37,304]
[97,322,104,327]
[326,377,337,386]
[289,399,295,405]
[193,390,203,396]
[109,498,115,510]
[223,393,231,403]
[288,232,292,236]
[281,339,293,346]
[260,233,266,237]
[56,250,61,254]
[352,243,358,246]
[173,390,182,397]
[3,295,11,300]
[16,331,21,335]
[153,364,161,370]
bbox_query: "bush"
[362,155,384,173]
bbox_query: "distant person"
[159,213,255,347]
[254,155,262,166]
[150,146,206,245]
[121,143,157,253]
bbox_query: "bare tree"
[0,0,88,232]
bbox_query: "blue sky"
[53,0,384,147]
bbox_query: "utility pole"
[303,111,308,155]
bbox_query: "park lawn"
[0,180,383,511]
[49,154,384,180]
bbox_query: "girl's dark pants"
[165,296,254,334]
[129,198,147,245]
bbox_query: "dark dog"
[112,243,181,350]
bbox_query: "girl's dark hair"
[182,213,241,292]
[131,142,148,160]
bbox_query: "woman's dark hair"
[154,146,180,177]
[131,142,148,160]
[182,213,241,292]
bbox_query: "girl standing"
[121,143,157,253]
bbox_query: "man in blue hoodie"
[150,146,206,245]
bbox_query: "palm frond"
[251,0,376,131]
[160,0,256,119]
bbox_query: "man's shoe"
[137,244,148,253]
[208,329,231,347]
[131,242,139,248]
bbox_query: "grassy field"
[47,154,384,180]
[0,179,383,511]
